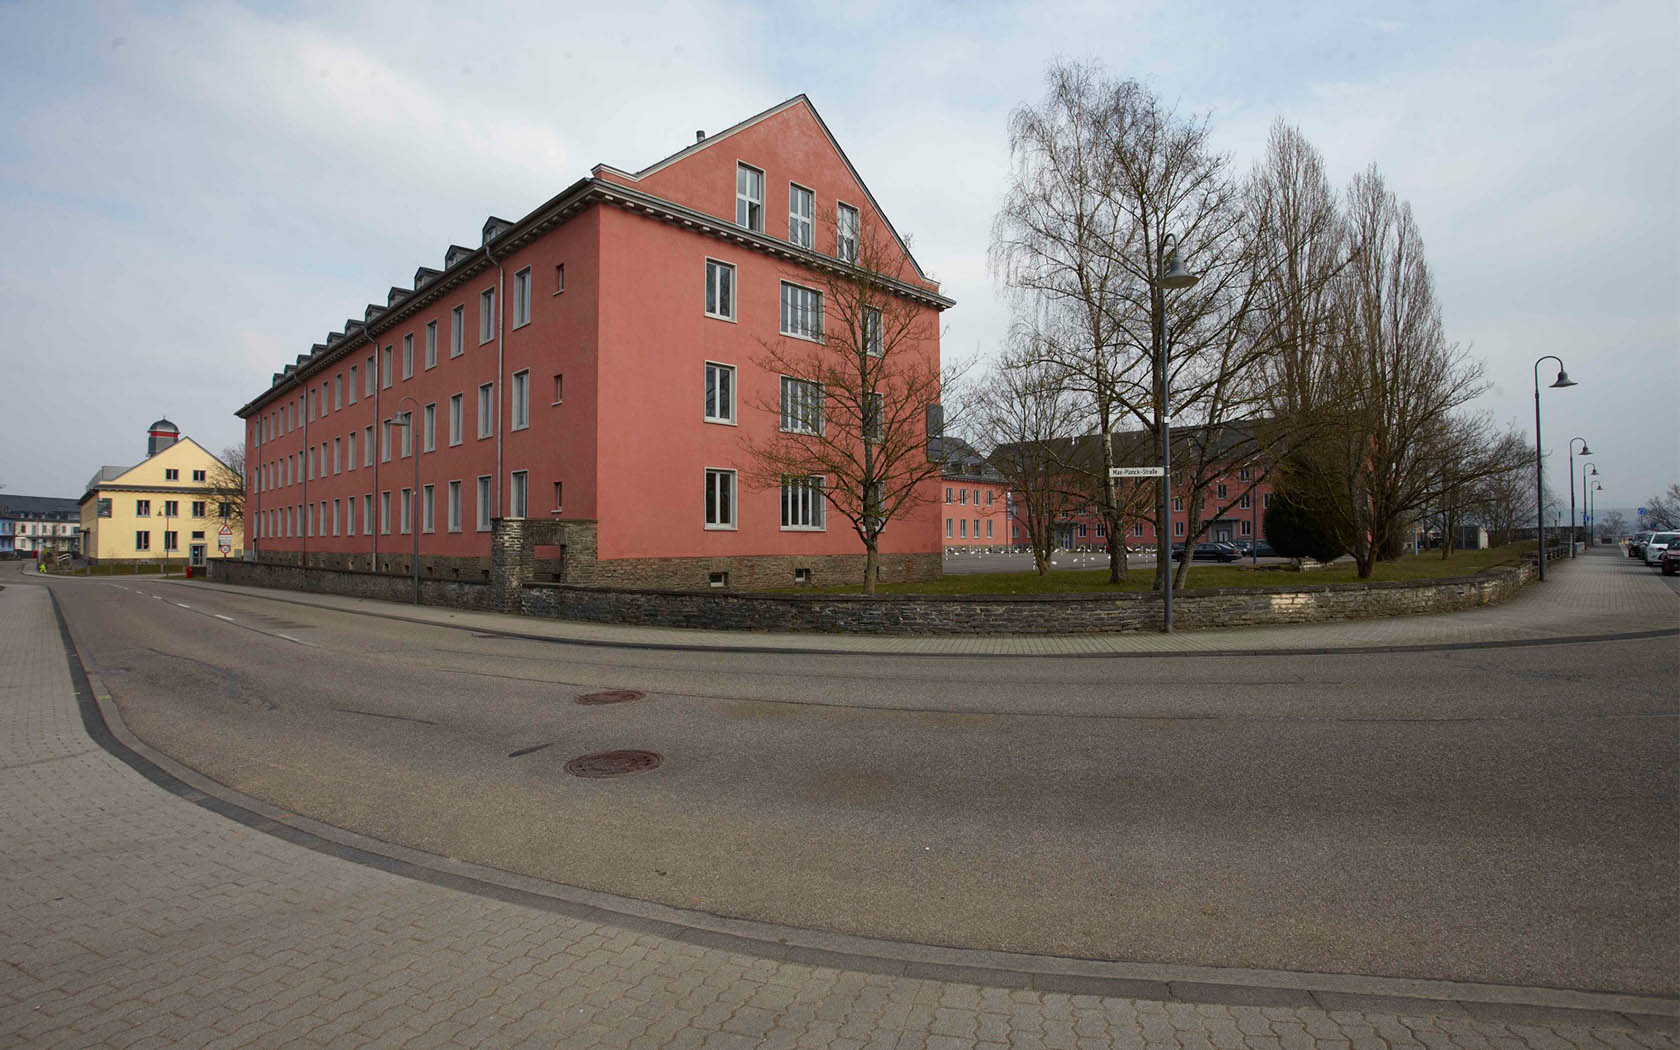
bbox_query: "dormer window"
[789,184,813,248]
[736,163,763,232]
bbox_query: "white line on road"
[275,634,302,643]
[214,614,235,622]
[176,603,191,609]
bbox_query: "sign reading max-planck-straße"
[1109,466,1167,478]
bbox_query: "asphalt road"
[40,567,1679,997]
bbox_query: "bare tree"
[743,217,957,593]
[993,62,1268,591]
[1287,167,1491,577]
[1598,510,1627,541]
[1643,484,1680,530]
[210,445,246,526]
[970,348,1084,575]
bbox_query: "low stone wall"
[208,559,493,611]
[519,559,1539,635]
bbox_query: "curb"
[43,588,1678,1031]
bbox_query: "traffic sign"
[217,524,233,553]
[1108,466,1166,478]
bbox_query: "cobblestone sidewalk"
[2,581,1675,1049]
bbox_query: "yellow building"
[79,419,244,567]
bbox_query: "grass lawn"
[801,543,1537,596]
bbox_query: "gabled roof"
[83,435,232,496]
[594,93,934,284]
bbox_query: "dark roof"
[148,417,178,432]
[0,495,81,519]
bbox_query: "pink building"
[238,96,952,590]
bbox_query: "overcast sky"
[2,0,1675,521]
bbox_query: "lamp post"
[1532,356,1576,581]
[1580,464,1598,548]
[388,396,421,604]
[1589,479,1603,546]
[1567,438,1590,558]
[1155,232,1200,632]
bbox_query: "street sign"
[217,524,233,553]
[1108,466,1166,478]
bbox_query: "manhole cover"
[576,689,645,705]
[564,750,663,778]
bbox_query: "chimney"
[695,130,705,143]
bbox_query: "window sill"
[511,424,529,432]
[703,417,738,427]
[513,320,530,331]
[780,526,827,533]
[550,400,563,407]
[704,312,737,324]
[703,524,738,532]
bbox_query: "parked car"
[1232,539,1277,558]
[1629,532,1654,558]
[1642,532,1677,566]
[1171,542,1243,563]
[1659,545,1680,576]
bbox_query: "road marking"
[275,634,302,643]
[214,614,235,622]
[175,603,192,609]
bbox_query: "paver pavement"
[2,565,1676,1049]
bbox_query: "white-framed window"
[398,413,412,457]
[402,334,414,379]
[510,470,528,517]
[332,437,341,474]
[477,383,494,438]
[788,183,814,248]
[945,519,953,539]
[399,488,412,534]
[705,468,736,529]
[447,481,462,532]
[511,371,529,430]
[479,288,495,343]
[380,490,391,534]
[333,375,342,410]
[554,263,565,294]
[381,345,392,388]
[779,282,823,341]
[1172,496,1184,512]
[362,493,373,535]
[837,202,859,262]
[864,306,883,357]
[735,163,763,231]
[552,373,563,404]
[365,354,376,396]
[986,519,994,539]
[347,430,357,470]
[476,476,492,531]
[705,362,735,424]
[705,259,735,320]
[1217,483,1228,499]
[1264,492,1274,508]
[424,321,438,369]
[449,394,463,445]
[363,425,374,467]
[959,519,967,538]
[423,403,436,451]
[1134,522,1145,537]
[135,531,151,551]
[1239,492,1251,509]
[513,267,531,327]
[450,305,465,357]
[945,487,953,504]
[422,484,435,533]
[332,499,340,536]
[779,376,823,434]
[345,497,355,536]
[552,481,563,511]
[865,392,884,443]
[1174,521,1186,536]
[780,475,825,530]
[1240,519,1252,536]
[381,421,391,462]
[959,489,967,505]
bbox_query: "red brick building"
[239,96,952,590]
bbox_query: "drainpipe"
[371,332,380,572]
[484,239,506,518]
[300,384,309,567]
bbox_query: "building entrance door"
[189,544,206,567]
[1210,522,1233,542]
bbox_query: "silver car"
[1643,531,1678,566]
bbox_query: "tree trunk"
[863,540,879,595]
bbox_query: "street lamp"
[1532,356,1576,581]
[1590,479,1603,546]
[1580,463,1598,549]
[1156,231,1200,632]
[387,396,421,604]
[1567,438,1591,558]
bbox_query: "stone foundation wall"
[208,559,493,610]
[518,560,1537,635]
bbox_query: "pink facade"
[239,97,952,589]
[1017,474,1278,550]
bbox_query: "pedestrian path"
[119,548,1680,657]
[3,577,1675,1048]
